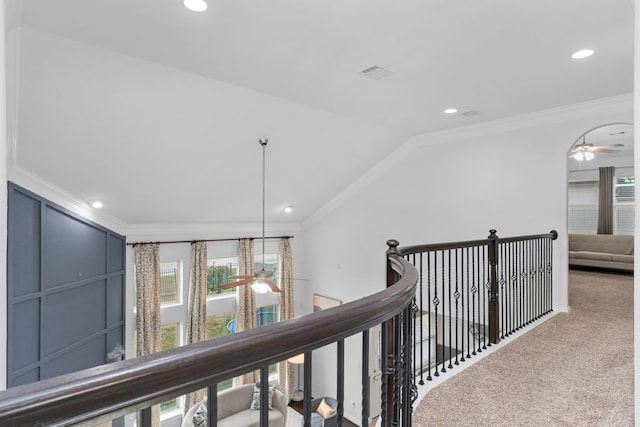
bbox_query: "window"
[145,250,281,416]
[160,323,180,411]
[568,181,598,234]
[614,176,635,235]
[257,304,278,327]
[206,312,236,391]
[160,261,180,305]
[207,257,237,296]
[568,177,635,235]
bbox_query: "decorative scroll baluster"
[410,254,417,384]
[499,242,504,340]
[393,313,402,426]
[418,253,424,385]
[454,249,460,366]
[442,250,448,372]
[381,320,388,427]
[447,250,453,369]
[465,247,471,360]
[433,251,439,377]
[426,251,432,381]
[460,248,466,363]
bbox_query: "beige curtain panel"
[277,238,295,400]
[597,166,615,235]
[184,241,208,414]
[134,243,161,426]
[236,238,258,385]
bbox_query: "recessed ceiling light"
[571,49,594,59]
[184,0,207,12]
[91,201,104,209]
[283,206,293,214]
[444,108,458,114]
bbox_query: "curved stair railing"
[0,241,418,427]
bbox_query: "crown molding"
[303,93,633,227]
[8,164,128,235]
[413,93,633,148]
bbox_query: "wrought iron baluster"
[419,253,424,385]
[426,251,432,381]
[207,384,217,427]
[454,248,460,366]
[361,331,369,427]
[433,251,440,376]
[471,246,477,356]
[381,321,388,426]
[447,249,453,369]
[465,247,470,360]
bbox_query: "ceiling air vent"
[361,65,392,80]
[460,110,482,117]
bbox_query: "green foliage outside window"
[207,263,236,295]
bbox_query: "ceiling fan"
[220,138,281,294]
[569,135,624,161]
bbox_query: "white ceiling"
[9,0,635,226]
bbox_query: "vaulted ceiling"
[9,0,634,226]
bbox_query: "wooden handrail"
[398,230,558,255]
[0,255,418,426]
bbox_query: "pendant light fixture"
[219,139,281,293]
[251,138,273,294]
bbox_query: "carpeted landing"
[412,270,634,426]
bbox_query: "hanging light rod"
[127,235,293,247]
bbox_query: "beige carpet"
[412,270,634,426]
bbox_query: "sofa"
[181,383,288,427]
[568,233,634,272]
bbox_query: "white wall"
[300,94,633,423]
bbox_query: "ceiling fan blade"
[220,278,255,290]
[591,148,620,153]
[228,275,253,280]
[265,280,281,292]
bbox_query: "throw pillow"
[250,383,276,410]
[192,401,208,427]
[316,398,335,419]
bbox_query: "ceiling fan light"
[574,152,585,161]
[584,151,594,161]
[251,281,271,294]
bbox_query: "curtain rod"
[127,235,293,247]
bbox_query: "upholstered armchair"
[301,397,338,427]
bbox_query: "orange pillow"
[316,398,335,419]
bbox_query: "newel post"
[383,240,400,427]
[488,230,500,345]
